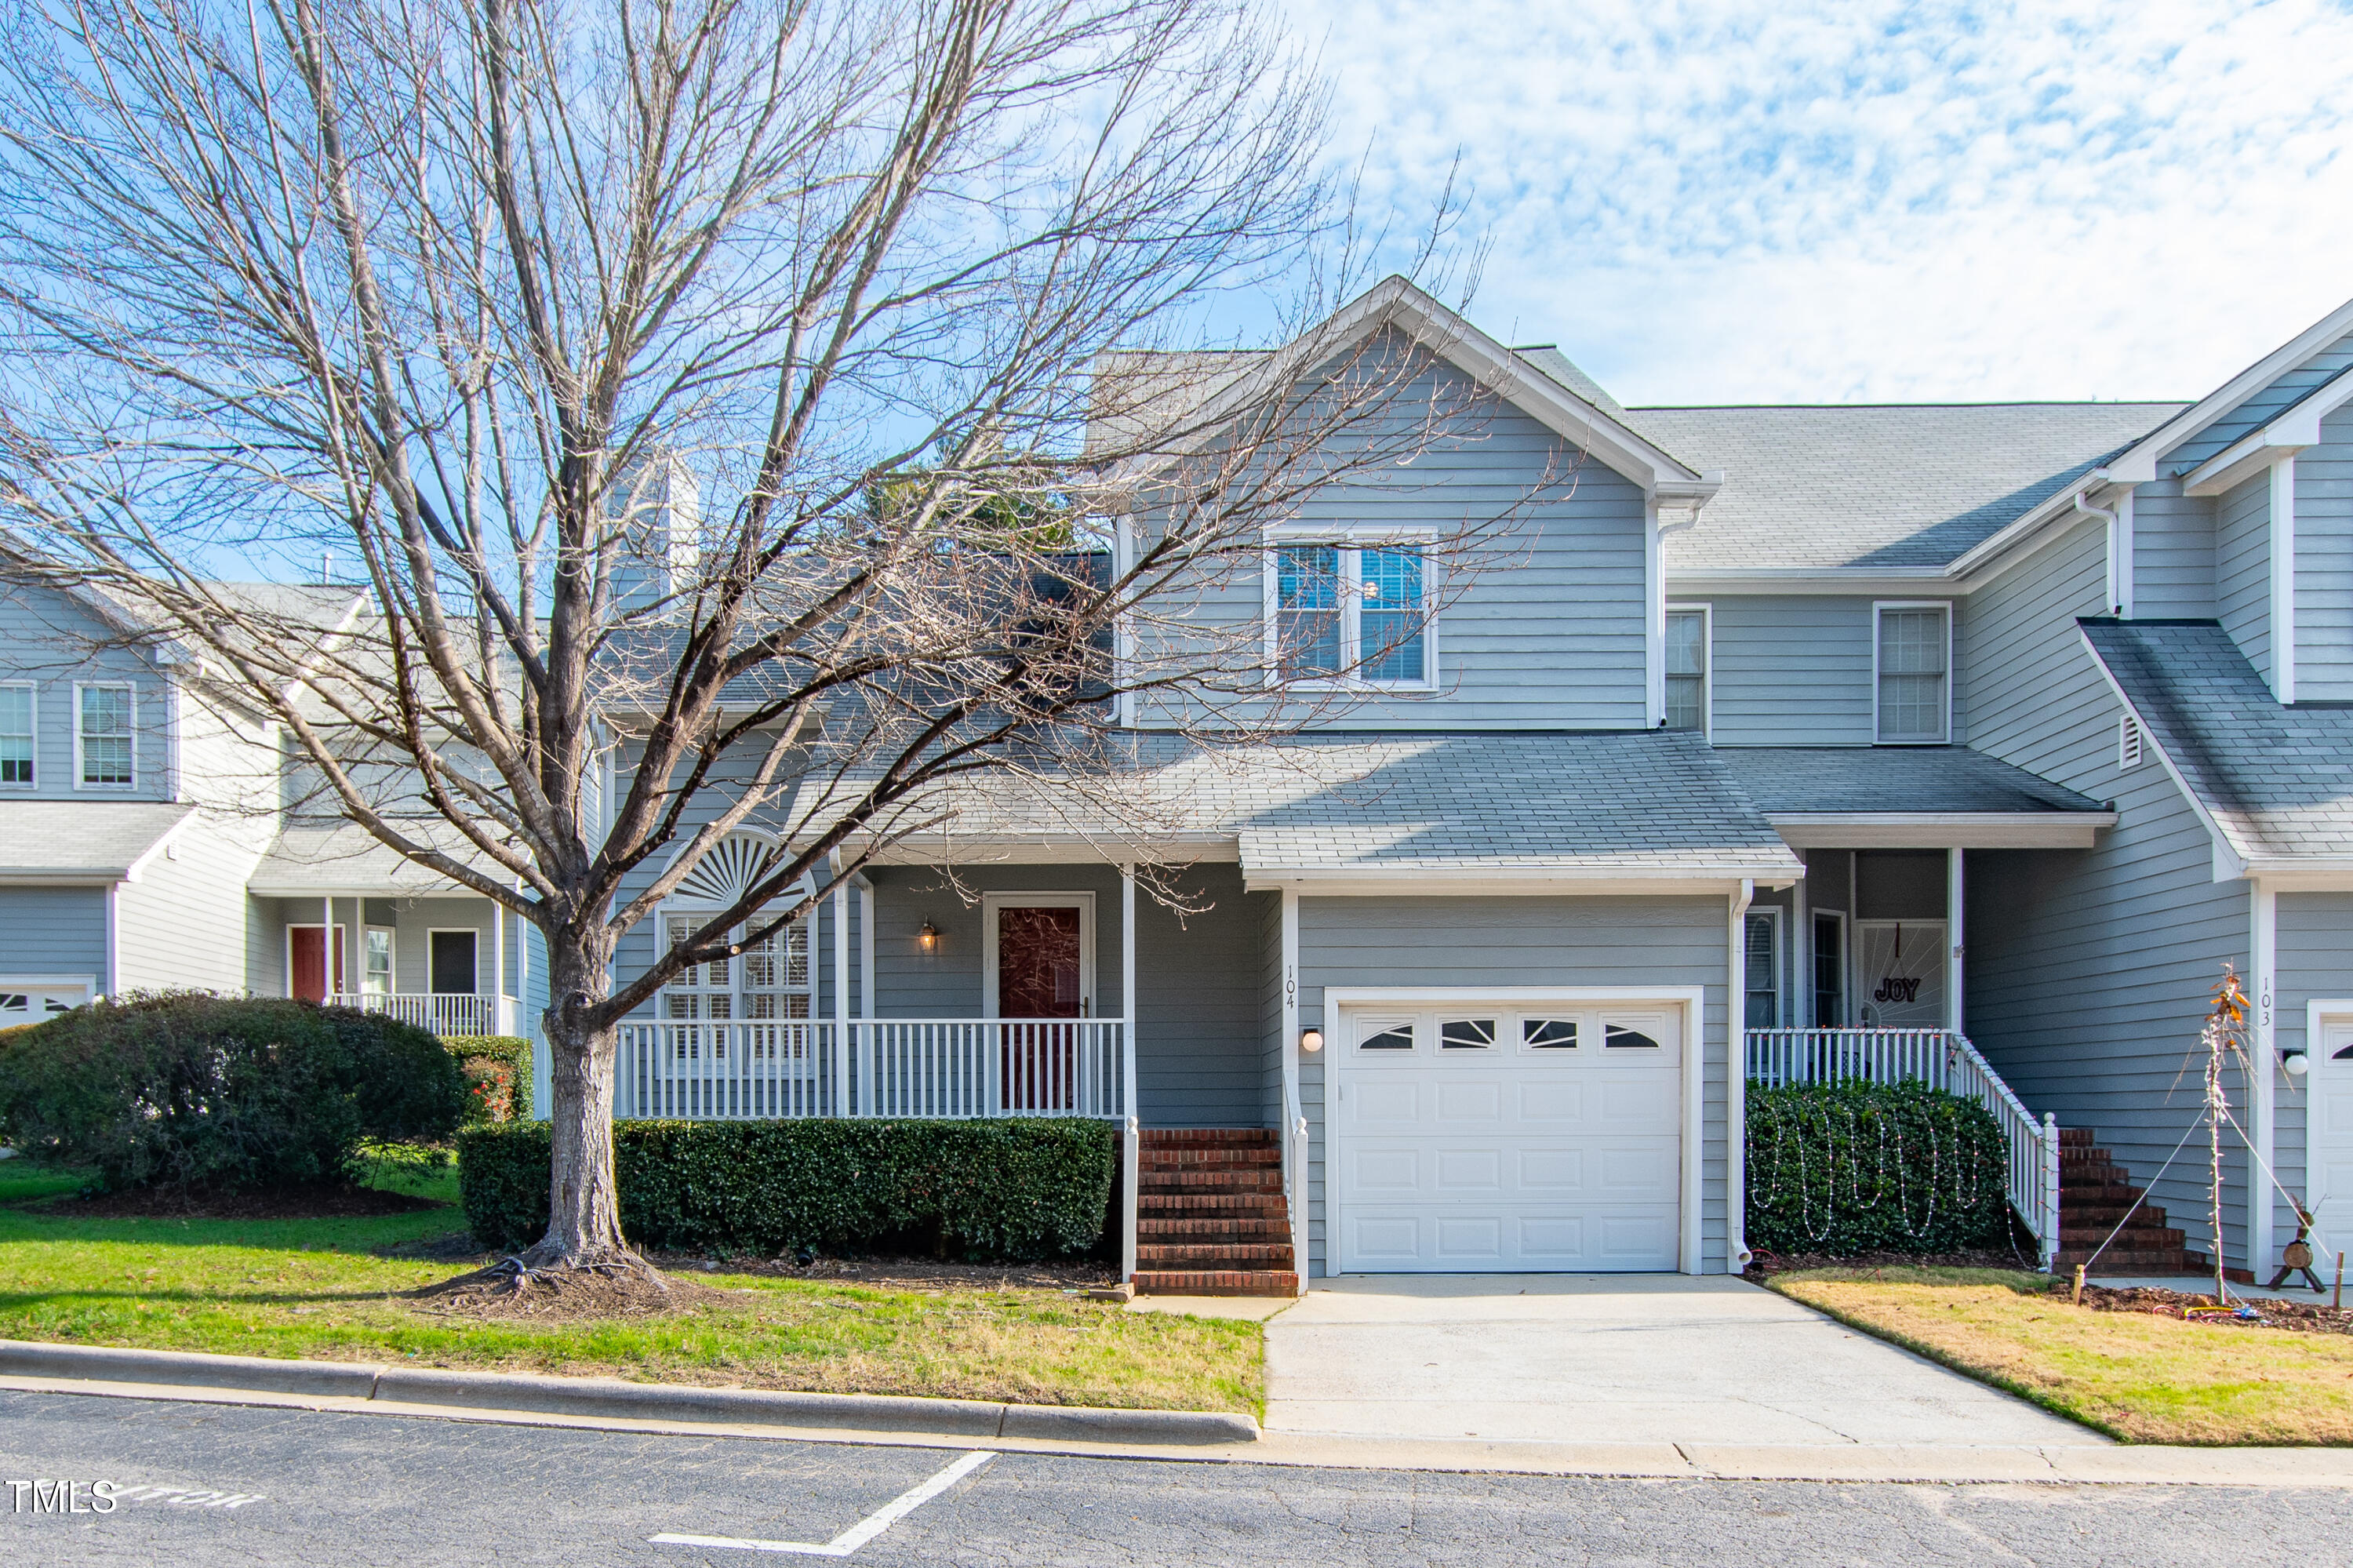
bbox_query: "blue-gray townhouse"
[7,277,2351,1294]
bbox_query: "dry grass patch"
[1770,1266,2353,1445]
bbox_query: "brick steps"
[1129,1130,1296,1298]
[2050,1126,2191,1275]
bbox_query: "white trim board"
[1766,813,2114,849]
[1318,984,1710,1276]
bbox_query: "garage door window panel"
[1358,1018,1417,1051]
[1521,1017,1578,1050]
[1439,1018,1496,1050]
[1604,1021,1662,1050]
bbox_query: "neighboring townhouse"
[0,575,545,1046]
[606,278,2353,1295]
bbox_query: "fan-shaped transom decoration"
[667,831,791,908]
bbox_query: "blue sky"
[1282,0,2353,405]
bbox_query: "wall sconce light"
[918,921,939,954]
[2282,1048,2310,1079]
[1300,1028,1324,1053]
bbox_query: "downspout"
[2070,483,2125,617]
[1727,878,1755,1272]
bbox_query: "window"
[1875,605,1950,744]
[1744,909,1782,1028]
[2119,714,2144,770]
[1664,609,1707,732]
[1438,1018,1496,1050]
[1522,1018,1578,1049]
[1358,1019,1415,1050]
[77,684,134,787]
[1603,1022,1661,1050]
[1811,910,1846,1028]
[362,929,395,997]
[663,912,810,1022]
[0,684,30,787]
[1273,540,1430,686]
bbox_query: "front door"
[431,930,478,995]
[2315,1019,2353,1228]
[288,925,344,1003]
[989,900,1089,1111]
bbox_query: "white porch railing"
[332,991,515,1038]
[613,1018,1131,1122]
[1745,1028,2060,1271]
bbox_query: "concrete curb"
[0,1340,1257,1446]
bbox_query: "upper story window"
[1664,608,1708,732]
[1272,539,1430,687]
[1874,604,1950,744]
[663,913,810,1021]
[0,684,31,788]
[76,684,135,788]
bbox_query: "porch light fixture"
[918,921,939,953]
[1300,1028,1323,1053]
[2283,1049,2311,1079]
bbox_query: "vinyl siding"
[2216,471,2272,682]
[0,886,109,991]
[1960,517,2257,1269]
[2129,482,2217,620]
[2293,410,2353,701]
[1296,894,1732,1277]
[2275,894,2353,1258]
[0,583,173,802]
[1133,337,1652,731]
[1704,596,1874,746]
[114,817,268,992]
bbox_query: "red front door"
[997,905,1082,1110]
[289,926,346,1003]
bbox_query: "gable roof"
[2097,293,2353,485]
[2079,619,2353,871]
[788,729,1800,886]
[1634,403,2183,573]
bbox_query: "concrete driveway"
[1263,1274,2097,1448]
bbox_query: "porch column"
[1119,865,1138,1286]
[2251,879,2278,1278]
[1281,886,1304,1290]
[1947,847,1965,1035]
[1723,880,1753,1275]
[858,878,875,1020]
[323,896,334,997]
[492,899,507,1034]
[832,877,851,1113]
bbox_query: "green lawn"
[1771,1265,2353,1445]
[0,1159,1260,1416]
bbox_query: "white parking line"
[649,1449,996,1558]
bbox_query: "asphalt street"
[0,1389,2340,1566]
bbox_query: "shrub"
[460,1118,1116,1261]
[0,992,467,1192]
[443,1035,533,1124]
[1746,1081,2014,1256]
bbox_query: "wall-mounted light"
[2283,1048,2310,1079]
[1300,1028,1323,1053]
[918,921,939,954]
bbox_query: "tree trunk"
[526,929,631,1268]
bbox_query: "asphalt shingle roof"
[2081,619,2353,864]
[249,820,511,895]
[1718,747,2106,817]
[1623,403,2185,572]
[0,802,194,879]
[791,730,1801,877]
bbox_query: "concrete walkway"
[1264,1274,2097,1448]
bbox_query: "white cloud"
[1282,0,2353,402]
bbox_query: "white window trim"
[1262,526,1441,693]
[655,874,820,1015]
[1664,602,1712,738]
[1809,908,1847,1028]
[0,680,33,790]
[1743,906,1784,1028]
[980,892,1097,1019]
[72,681,137,791]
[361,926,397,996]
[427,926,481,995]
[1871,601,1953,746]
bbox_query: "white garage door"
[0,980,92,1026]
[1333,999,1683,1272]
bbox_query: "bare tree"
[0,0,1500,1286]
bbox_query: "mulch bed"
[35,1184,449,1220]
[1744,1246,2040,1280]
[644,1250,1116,1293]
[2055,1281,2353,1337]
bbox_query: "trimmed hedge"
[0,992,466,1191]
[459,1118,1116,1261]
[443,1035,533,1123]
[1745,1081,2013,1255]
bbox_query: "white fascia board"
[2077,625,2249,881]
[1766,812,2115,849]
[1944,475,2125,582]
[1114,275,1715,500]
[120,809,202,882]
[2242,862,2353,890]
[2105,294,2353,484]
[862,834,1243,866]
[1242,869,1798,897]
[2182,430,2304,497]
